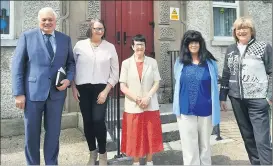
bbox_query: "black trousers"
[229,96,272,165]
[77,84,108,154]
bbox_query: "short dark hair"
[179,30,217,65]
[131,34,146,47]
[86,18,106,39]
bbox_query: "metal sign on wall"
[170,7,179,21]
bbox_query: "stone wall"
[22,1,62,32]
[186,1,225,73]
[1,47,20,119]
[155,1,182,103]
[247,1,272,45]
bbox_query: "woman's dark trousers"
[229,96,272,165]
[77,84,108,154]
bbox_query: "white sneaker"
[146,161,153,165]
[132,162,140,165]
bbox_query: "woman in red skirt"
[119,34,164,165]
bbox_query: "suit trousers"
[229,97,272,165]
[177,115,213,165]
[77,84,108,154]
[24,93,65,165]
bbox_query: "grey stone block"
[160,113,177,124]
[158,1,170,24]
[87,1,100,20]
[162,130,180,142]
[78,112,84,133]
[1,112,78,137]
[158,87,172,104]
[60,112,78,130]
[159,27,176,41]
[1,118,25,137]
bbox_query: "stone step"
[105,122,181,152]
[105,121,224,152]
[105,103,175,125]
[77,111,179,152]
[105,112,177,128]
[105,134,234,165]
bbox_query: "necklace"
[89,39,101,48]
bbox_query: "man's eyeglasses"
[93,28,105,32]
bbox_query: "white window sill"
[211,40,235,46]
[1,39,18,47]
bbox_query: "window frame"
[212,1,240,42]
[1,1,15,40]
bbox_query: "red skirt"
[121,110,164,157]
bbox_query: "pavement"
[1,110,271,165]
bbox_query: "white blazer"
[119,55,161,113]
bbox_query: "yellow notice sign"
[170,7,179,21]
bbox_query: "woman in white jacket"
[119,34,163,165]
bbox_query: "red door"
[101,0,154,64]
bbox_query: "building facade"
[1,1,272,136]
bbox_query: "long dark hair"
[179,30,217,65]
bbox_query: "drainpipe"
[180,1,187,36]
[58,1,70,34]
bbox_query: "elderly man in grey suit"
[11,7,75,165]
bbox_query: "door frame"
[101,0,155,63]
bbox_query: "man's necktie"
[45,34,54,60]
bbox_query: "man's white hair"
[37,7,57,21]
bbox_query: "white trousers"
[177,114,213,165]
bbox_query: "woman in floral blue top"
[173,30,221,165]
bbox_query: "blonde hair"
[232,16,256,42]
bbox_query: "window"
[1,1,14,39]
[213,0,239,41]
